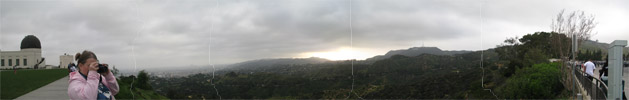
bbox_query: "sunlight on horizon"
[302,47,375,61]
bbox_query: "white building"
[59,53,74,68]
[0,35,46,69]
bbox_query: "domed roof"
[20,35,41,49]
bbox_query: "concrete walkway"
[15,76,69,100]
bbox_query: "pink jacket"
[68,71,119,100]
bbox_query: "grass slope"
[1,69,68,99]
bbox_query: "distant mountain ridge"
[226,47,474,69]
[366,47,473,61]
[152,47,495,99]
[580,40,629,54]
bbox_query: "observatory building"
[1,35,46,69]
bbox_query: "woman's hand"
[88,62,99,71]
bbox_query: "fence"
[572,64,608,99]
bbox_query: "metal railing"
[573,64,608,99]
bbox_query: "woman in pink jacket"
[68,50,119,100]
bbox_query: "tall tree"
[137,70,152,90]
[551,10,597,92]
[551,9,597,47]
[495,32,566,77]
[595,50,602,60]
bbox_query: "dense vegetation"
[489,32,570,99]
[577,49,604,61]
[115,70,168,99]
[152,50,501,99]
[0,69,68,99]
[499,62,565,99]
[150,31,584,99]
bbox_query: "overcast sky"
[1,0,628,71]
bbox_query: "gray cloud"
[2,0,628,71]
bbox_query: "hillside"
[115,70,169,99]
[149,31,579,99]
[366,47,472,61]
[151,50,500,99]
[580,40,629,54]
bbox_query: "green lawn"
[1,69,68,99]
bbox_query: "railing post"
[608,40,626,100]
[573,34,578,99]
[593,80,597,99]
[570,34,579,99]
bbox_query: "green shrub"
[115,70,168,99]
[500,62,563,99]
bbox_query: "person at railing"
[584,59,596,80]
[597,56,628,100]
[600,57,609,82]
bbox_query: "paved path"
[15,76,69,100]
